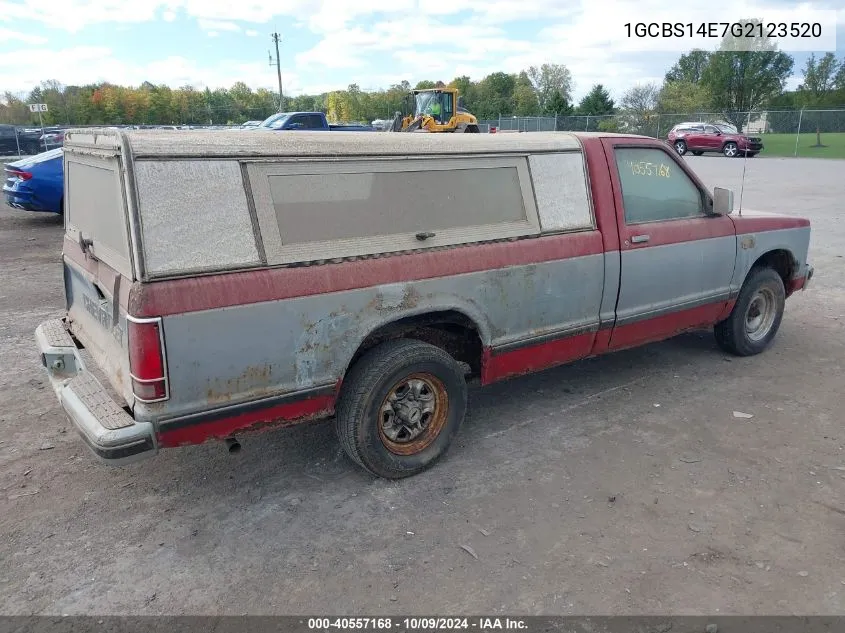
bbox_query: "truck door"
[601,138,737,350]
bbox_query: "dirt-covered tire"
[692,151,703,156]
[723,142,739,157]
[335,339,468,479]
[714,267,786,356]
[673,140,687,155]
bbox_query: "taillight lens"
[127,317,169,402]
[7,169,32,181]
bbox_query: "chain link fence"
[478,109,845,158]
[4,109,845,160]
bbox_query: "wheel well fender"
[750,249,795,287]
[346,309,488,380]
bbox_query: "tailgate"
[64,256,133,406]
[62,145,136,407]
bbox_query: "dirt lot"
[1,155,843,616]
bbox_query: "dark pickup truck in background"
[0,124,47,157]
[257,111,374,132]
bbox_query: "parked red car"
[667,123,763,158]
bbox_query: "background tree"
[0,92,30,124]
[701,20,794,129]
[526,63,573,112]
[665,50,711,84]
[577,84,615,115]
[836,58,845,90]
[576,84,615,131]
[798,53,841,106]
[448,75,475,113]
[544,91,573,116]
[619,82,660,134]
[475,72,516,119]
[512,71,539,116]
[657,80,712,113]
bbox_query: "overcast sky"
[1,0,843,101]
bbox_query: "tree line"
[2,21,844,130]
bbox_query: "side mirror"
[712,187,734,215]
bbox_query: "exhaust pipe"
[225,437,241,454]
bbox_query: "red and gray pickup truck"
[35,129,813,478]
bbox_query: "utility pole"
[269,33,284,112]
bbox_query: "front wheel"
[674,140,687,156]
[723,142,739,157]
[715,267,786,356]
[692,151,703,156]
[335,339,468,479]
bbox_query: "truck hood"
[729,208,810,233]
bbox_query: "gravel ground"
[0,155,843,616]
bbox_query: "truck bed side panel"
[142,232,606,444]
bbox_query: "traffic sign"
[28,103,48,112]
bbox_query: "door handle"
[631,234,650,244]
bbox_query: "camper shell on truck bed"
[36,128,813,478]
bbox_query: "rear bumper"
[3,186,32,205]
[4,187,60,213]
[35,318,156,464]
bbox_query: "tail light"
[6,169,32,181]
[127,315,169,402]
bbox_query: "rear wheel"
[335,339,468,479]
[714,267,785,356]
[692,151,703,156]
[463,124,480,133]
[722,142,739,157]
[674,140,687,156]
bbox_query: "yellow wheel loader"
[390,88,480,133]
